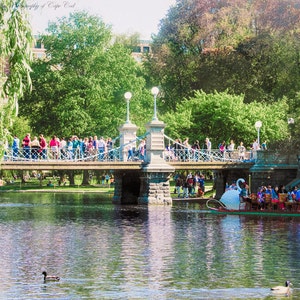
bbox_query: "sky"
[27,0,176,39]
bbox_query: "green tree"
[0,0,32,152]
[145,0,300,110]
[20,12,153,138]
[162,90,289,148]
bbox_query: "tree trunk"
[68,171,75,186]
[95,170,101,184]
[82,170,90,186]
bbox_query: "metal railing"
[2,134,148,162]
[3,147,122,162]
[2,134,253,163]
[163,135,251,162]
[163,148,251,162]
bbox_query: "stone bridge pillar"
[138,119,175,205]
[119,122,138,161]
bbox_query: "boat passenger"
[257,186,266,210]
[227,181,238,191]
[266,185,280,209]
[175,176,182,197]
[292,186,300,202]
[239,182,251,209]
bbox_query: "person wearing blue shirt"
[12,135,20,159]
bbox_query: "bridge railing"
[2,135,252,163]
[163,135,251,162]
[2,134,147,162]
[3,147,122,162]
[163,148,251,162]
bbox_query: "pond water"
[0,192,300,299]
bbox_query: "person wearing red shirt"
[22,133,31,159]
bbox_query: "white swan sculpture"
[220,178,245,210]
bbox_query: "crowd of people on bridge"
[165,137,267,162]
[9,133,117,161]
[7,131,267,163]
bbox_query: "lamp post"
[124,92,132,123]
[151,86,159,121]
[288,118,295,141]
[255,120,262,145]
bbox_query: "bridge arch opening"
[121,171,141,204]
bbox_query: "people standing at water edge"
[198,174,205,193]
[105,174,110,184]
[175,175,183,197]
[182,179,189,198]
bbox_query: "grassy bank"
[0,179,114,193]
[0,178,214,198]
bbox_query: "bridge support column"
[214,171,226,199]
[112,171,122,204]
[138,171,173,205]
[119,122,138,161]
[138,119,175,205]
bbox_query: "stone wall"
[138,172,173,205]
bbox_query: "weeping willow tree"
[0,0,32,155]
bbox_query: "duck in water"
[42,271,60,282]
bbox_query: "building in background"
[31,36,151,62]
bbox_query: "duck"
[42,271,60,282]
[271,280,292,296]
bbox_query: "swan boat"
[206,178,300,217]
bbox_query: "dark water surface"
[0,193,300,299]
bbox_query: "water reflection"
[0,193,300,299]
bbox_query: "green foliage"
[20,12,153,139]
[0,0,32,153]
[162,90,289,148]
[10,116,31,139]
[146,0,300,114]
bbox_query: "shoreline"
[0,189,112,193]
